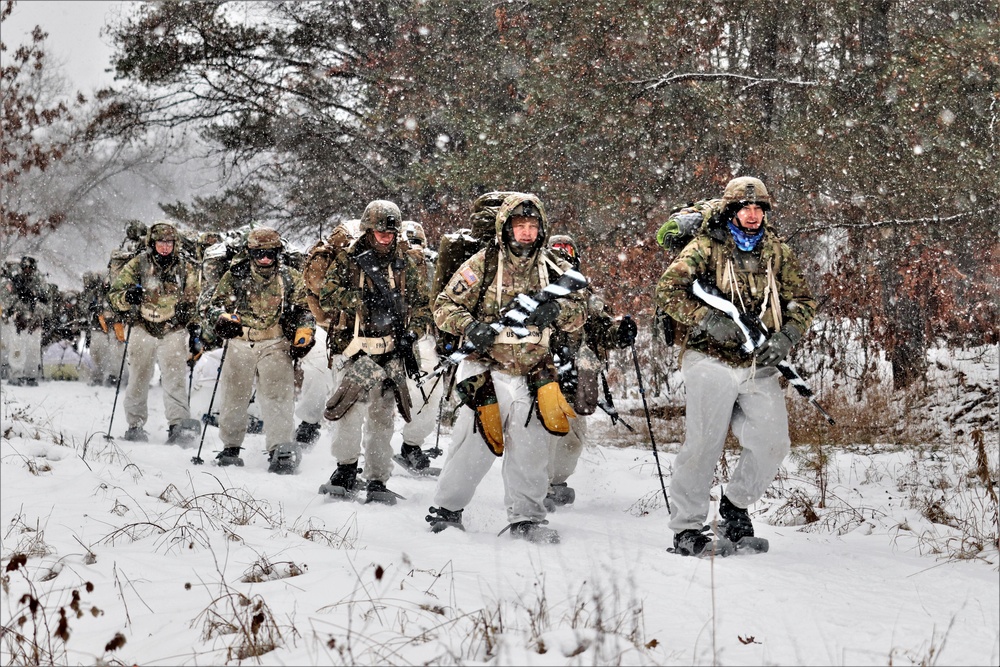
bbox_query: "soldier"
[108,221,203,444]
[394,219,445,474]
[428,192,587,543]
[205,227,316,471]
[81,271,126,387]
[0,260,19,378]
[2,256,51,386]
[318,200,431,504]
[655,176,816,556]
[544,234,637,509]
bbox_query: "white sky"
[2,0,138,93]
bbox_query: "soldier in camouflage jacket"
[2,256,51,386]
[206,227,316,472]
[654,176,817,556]
[109,221,202,444]
[429,192,587,543]
[317,200,431,503]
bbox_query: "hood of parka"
[494,192,548,261]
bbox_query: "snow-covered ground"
[1,347,998,666]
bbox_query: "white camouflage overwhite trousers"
[329,355,396,483]
[668,349,791,533]
[90,328,126,384]
[6,326,41,382]
[217,337,294,451]
[433,359,551,524]
[548,413,587,486]
[124,326,190,430]
[294,327,336,425]
[400,334,443,449]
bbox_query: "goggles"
[249,248,280,262]
[510,203,541,219]
[551,242,576,258]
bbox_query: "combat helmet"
[359,200,402,234]
[246,227,283,275]
[548,234,580,270]
[401,220,427,248]
[722,177,773,213]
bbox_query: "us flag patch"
[459,267,479,286]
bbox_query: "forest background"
[2,0,998,396]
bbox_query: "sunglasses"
[551,242,576,258]
[249,248,279,261]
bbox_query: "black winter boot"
[425,506,465,533]
[398,442,431,471]
[319,461,362,497]
[216,446,244,467]
[672,527,737,557]
[295,421,321,445]
[365,480,399,505]
[718,495,754,543]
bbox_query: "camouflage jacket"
[206,262,315,342]
[318,234,432,356]
[655,222,816,367]
[80,276,112,331]
[108,250,201,338]
[1,271,52,331]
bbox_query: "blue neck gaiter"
[727,221,765,251]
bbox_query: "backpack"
[302,224,358,329]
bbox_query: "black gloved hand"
[465,321,497,354]
[525,300,561,329]
[616,315,637,348]
[757,327,800,367]
[215,313,244,340]
[124,285,145,305]
[187,324,203,367]
[699,310,743,345]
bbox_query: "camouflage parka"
[108,242,201,338]
[2,263,52,332]
[655,214,816,367]
[434,193,587,377]
[206,260,315,344]
[317,231,431,357]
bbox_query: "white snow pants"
[294,327,336,425]
[124,326,190,430]
[217,337,294,451]
[400,334,443,449]
[668,350,791,533]
[548,413,587,486]
[7,326,41,382]
[432,360,551,524]
[90,329,126,384]
[329,355,396,483]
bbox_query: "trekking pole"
[192,340,229,465]
[104,319,133,441]
[629,342,671,513]
[428,365,456,459]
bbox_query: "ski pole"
[104,319,133,441]
[192,339,229,465]
[629,342,671,513]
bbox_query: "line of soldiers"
[4,176,815,551]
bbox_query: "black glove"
[699,310,743,345]
[756,327,799,367]
[525,300,561,329]
[215,313,244,340]
[187,324,203,367]
[616,315,637,348]
[124,285,144,306]
[465,321,497,354]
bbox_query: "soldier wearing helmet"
[206,226,316,471]
[316,199,432,504]
[655,176,816,557]
[2,256,52,386]
[108,220,203,444]
[543,234,637,510]
[427,192,587,543]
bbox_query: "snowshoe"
[716,496,769,553]
[669,527,736,558]
[425,506,465,533]
[545,483,576,510]
[318,462,364,499]
[502,520,560,544]
[166,419,201,445]
[267,443,302,475]
[393,443,441,477]
[216,446,245,467]
[246,415,264,434]
[122,426,149,442]
[365,480,404,505]
[424,446,444,459]
[295,421,321,446]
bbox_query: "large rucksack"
[302,223,358,329]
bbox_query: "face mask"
[727,221,764,251]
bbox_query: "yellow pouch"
[536,381,576,435]
[475,403,504,456]
[456,371,504,456]
[113,322,126,343]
